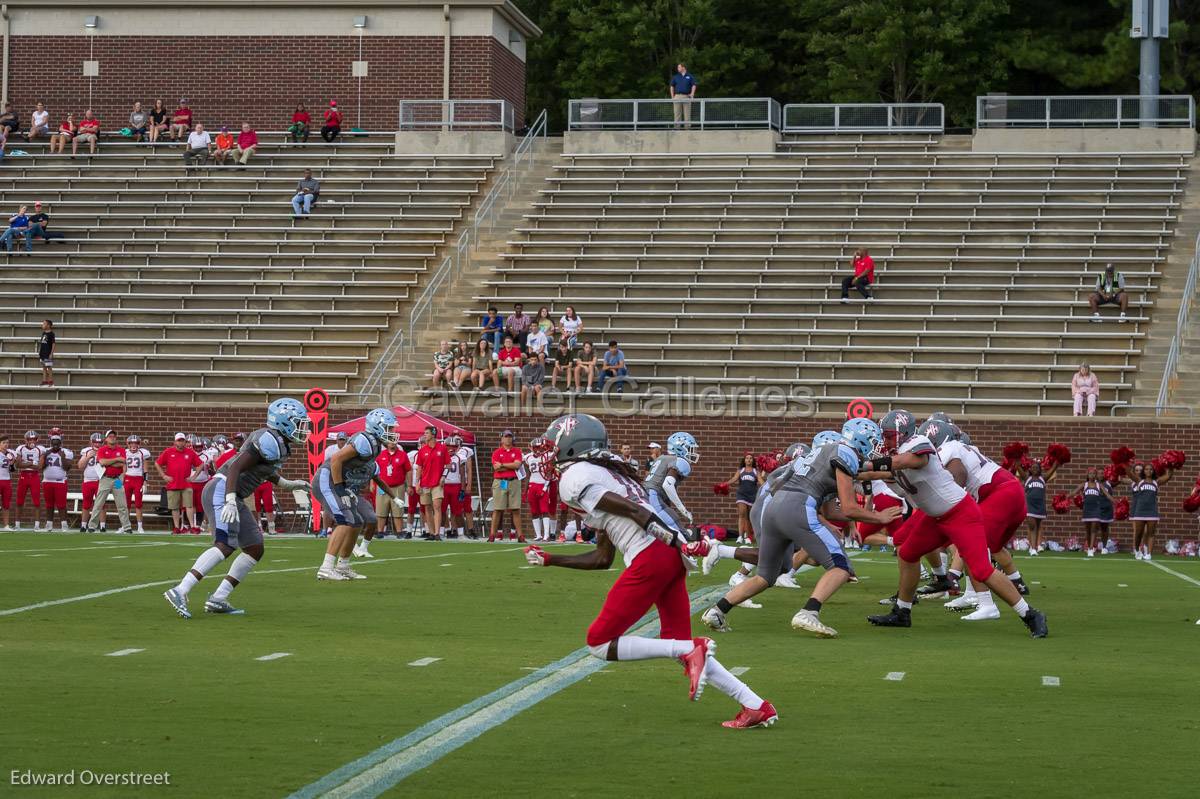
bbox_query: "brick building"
[0,0,539,132]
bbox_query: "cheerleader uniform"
[1024,475,1047,520]
[735,467,758,507]
[1081,482,1102,523]
[1097,480,1115,524]
[1130,479,1159,522]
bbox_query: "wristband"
[869,456,893,472]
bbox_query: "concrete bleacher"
[0,138,499,402]
[465,142,1189,415]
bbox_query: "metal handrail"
[567,98,781,131]
[977,94,1195,128]
[782,103,944,134]
[1156,230,1200,414]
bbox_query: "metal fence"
[976,95,1195,128]
[1156,230,1200,415]
[782,103,944,133]
[568,98,781,131]
[397,100,516,132]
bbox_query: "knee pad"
[587,642,610,660]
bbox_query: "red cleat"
[517,535,527,543]
[722,700,778,729]
[487,535,496,543]
[191,526,202,535]
[679,637,715,701]
[557,533,566,543]
[171,527,181,535]
[574,534,583,543]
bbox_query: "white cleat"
[737,599,763,609]
[338,566,368,580]
[728,571,748,588]
[163,588,192,619]
[1086,549,1094,558]
[790,608,838,638]
[1134,551,1143,561]
[115,526,131,535]
[352,544,375,559]
[317,567,349,581]
[961,604,1001,621]
[774,573,801,590]
[702,542,722,575]
[1143,551,1152,561]
[701,606,731,632]
[944,593,979,612]
[136,525,144,534]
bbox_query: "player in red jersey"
[524,414,777,729]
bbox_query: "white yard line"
[0,542,169,555]
[1144,559,1200,588]
[1042,676,1061,686]
[408,657,442,667]
[256,652,292,662]
[884,672,906,681]
[105,648,145,657]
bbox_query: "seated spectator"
[0,103,20,137]
[1072,363,1100,417]
[558,305,583,347]
[170,99,193,141]
[840,247,875,303]
[504,302,531,349]
[289,102,311,143]
[1,205,33,255]
[527,324,550,357]
[234,121,258,167]
[496,335,524,392]
[291,168,321,218]
[451,341,473,389]
[534,306,555,338]
[521,351,546,402]
[549,340,576,390]
[321,100,342,142]
[574,341,598,393]
[0,128,7,162]
[148,99,169,144]
[469,338,498,389]
[127,101,149,142]
[211,126,235,165]
[28,102,50,141]
[28,202,64,243]
[49,114,74,154]
[480,306,503,352]
[71,110,101,156]
[183,123,211,166]
[598,339,628,393]
[431,341,454,389]
[1089,263,1128,323]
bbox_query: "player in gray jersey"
[643,431,697,538]
[163,398,311,619]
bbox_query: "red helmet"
[48,426,63,438]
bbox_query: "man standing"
[489,430,524,542]
[292,168,321,218]
[669,63,697,129]
[88,429,132,534]
[124,434,152,534]
[414,425,450,540]
[1089,263,1128,323]
[0,435,14,530]
[37,319,55,387]
[366,437,411,553]
[155,433,202,534]
[14,431,45,530]
[77,433,103,532]
[41,432,73,531]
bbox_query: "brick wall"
[7,35,525,131]
[2,404,1197,548]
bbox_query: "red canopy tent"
[326,405,475,444]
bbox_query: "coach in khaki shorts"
[155,432,203,532]
[488,429,524,541]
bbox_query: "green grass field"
[2,532,1199,799]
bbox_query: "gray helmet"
[213,434,229,449]
[880,409,917,453]
[928,411,954,425]
[918,419,955,447]
[957,428,972,446]
[544,414,609,463]
[785,442,811,461]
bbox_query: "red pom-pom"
[1184,493,1200,513]
[712,482,730,496]
[1114,497,1130,521]
[1002,441,1029,460]
[1019,455,1034,471]
[1194,475,1200,490]
[1040,455,1056,471]
[1103,464,1126,482]
[1051,493,1072,514]
[1072,493,1084,508]
[1150,457,1166,477]
[1110,446,1136,465]
[1162,450,1187,470]
[1045,443,1072,466]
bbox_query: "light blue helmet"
[364,407,399,445]
[812,430,841,449]
[666,431,700,464]
[841,418,883,461]
[267,397,311,443]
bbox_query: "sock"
[803,597,822,612]
[932,565,947,577]
[704,656,764,710]
[360,538,370,552]
[336,557,350,570]
[1009,570,1022,581]
[896,599,913,610]
[176,547,227,597]
[786,568,798,579]
[321,553,336,571]
[211,553,258,601]
[976,590,997,608]
[716,598,734,614]
[717,544,738,559]
[547,519,557,537]
[948,569,962,582]
[532,518,543,538]
[614,637,693,661]
[1012,598,1030,618]
[456,527,464,537]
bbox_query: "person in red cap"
[321,100,342,143]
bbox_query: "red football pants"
[586,540,692,646]
[895,495,995,583]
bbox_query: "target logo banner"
[846,398,874,419]
[304,388,329,531]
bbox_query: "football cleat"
[722,700,778,729]
[790,609,838,638]
[879,592,919,606]
[774,573,801,590]
[701,606,731,632]
[702,542,722,575]
[163,588,191,619]
[338,566,368,580]
[203,595,244,615]
[943,593,979,612]
[1022,608,1049,638]
[317,567,349,581]
[961,604,1000,621]
[915,575,958,599]
[867,604,912,628]
[680,637,715,701]
[737,599,763,609]
[729,571,748,588]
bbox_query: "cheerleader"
[1130,462,1172,561]
[724,453,763,544]
[1075,467,1112,557]
[1020,461,1058,556]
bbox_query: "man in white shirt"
[526,326,550,357]
[41,434,74,531]
[124,435,153,534]
[183,123,211,166]
[442,435,475,539]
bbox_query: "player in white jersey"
[524,414,778,728]
[124,435,153,533]
[14,431,46,530]
[0,434,14,530]
[76,433,103,533]
[41,433,74,531]
[861,414,1047,637]
[523,440,555,541]
[442,435,474,539]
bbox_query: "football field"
[2,532,1198,798]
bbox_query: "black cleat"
[916,576,958,599]
[878,592,919,606]
[1012,577,1030,596]
[867,604,912,628]
[1022,607,1048,638]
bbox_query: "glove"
[524,545,550,566]
[333,482,354,509]
[276,477,306,492]
[680,551,699,574]
[680,508,693,525]
[219,493,240,525]
[391,496,406,513]
[681,539,711,558]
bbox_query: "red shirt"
[376,448,411,488]
[156,446,202,490]
[324,108,342,126]
[172,107,192,126]
[96,445,125,478]
[237,130,258,149]
[853,254,875,283]
[292,111,311,124]
[78,117,100,135]
[415,442,450,488]
[492,446,522,480]
[215,449,237,469]
[498,346,522,366]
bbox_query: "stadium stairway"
[0,136,501,404]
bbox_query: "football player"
[185,435,214,533]
[643,431,697,538]
[442,434,474,539]
[524,437,555,541]
[41,431,73,531]
[0,435,14,530]
[76,433,103,533]
[124,435,152,534]
[14,430,45,530]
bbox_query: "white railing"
[568,98,781,131]
[1156,230,1200,414]
[356,109,548,403]
[977,95,1195,128]
[397,100,515,132]
[782,103,944,133]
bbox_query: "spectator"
[534,306,555,338]
[321,100,342,142]
[49,113,74,154]
[521,351,546,402]
[549,339,576,390]
[71,110,101,157]
[432,340,454,389]
[451,341,473,389]
[154,432,201,534]
[234,121,258,167]
[668,63,697,129]
[1072,362,1100,417]
[37,319,55,387]
[211,126,235,165]
[183,123,211,166]
[148,99,169,144]
[504,302,531,349]
[496,335,524,392]
[647,442,662,471]
[526,323,550,357]
[87,429,131,533]
[29,202,64,243]
[618,443,640,474]
[28,102,50,141]
[574,340,598,392]
[414,425,449,540]
[470,338,498,390]
[291,168,320,218]
[170,99,192,141]
[488,430,524,542]
[1089,263,1128,323]
[558,305,583,347]
[290,102,311,143]
[127,101,149,142]
[598,339,628,392]
[0,103,20,137]
[0,128,6,162]
[1,205,33,255]
[840,247,875,303]
[480,306,504,352]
